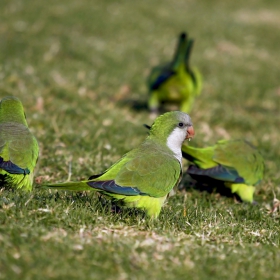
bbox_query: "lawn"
[0,0,280,279]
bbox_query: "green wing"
[183,139,264,185]
[96,142,181,198]
[213,140,264,185]
[0,123,39,173]
[182,144,216,169]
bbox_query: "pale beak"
[186,126,195,140]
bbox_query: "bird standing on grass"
[182,139,264,203]
[147,32,202,114]
[0,96,39,191]
[43,111,195,218]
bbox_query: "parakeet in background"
[0,96,39,191]
[181,139,264,203]
[147,32,202,114]
[43,111,195,218]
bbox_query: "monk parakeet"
[0,96,39,191]
[147,32,202,114]
[43,111,195,218]
[182,139,264,203]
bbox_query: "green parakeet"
[44,111,195,218]
[0,96,39,191]
[182,139,264,203]
[147,32,202,114]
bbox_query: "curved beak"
[186,126,195,140]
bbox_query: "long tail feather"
[44,180,145,196]
[172,32,188,70]
[44,181,94,191]
[185,39,194,71]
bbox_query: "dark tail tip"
[180,32,187,39]
[143,124,151,130]
[185,39,195,67]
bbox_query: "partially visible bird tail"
[184,38,194,71]
[171,32,188,70]
[181,144,201,162]
[44,181,94,191]
[182,144,214,169]
[184,38,202,92]
[226,182,255,203]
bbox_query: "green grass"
[1,0,280,279]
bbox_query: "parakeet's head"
[0,96,28,126]
[149,111,194,148]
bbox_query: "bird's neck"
[147,134,183,166]
[166,136,183,166]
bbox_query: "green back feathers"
[213,140,264,185]
[0,96,39,191]
[0,96,28,126]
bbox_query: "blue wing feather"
[87,180,149,196]
[187,165,244,183]
[0,157,30,175]
[150,70,175,90]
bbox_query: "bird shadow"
[0,174,14,190]
[118,98,180,115]
[179,173,243,202]
[118,98,149,112]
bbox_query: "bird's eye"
[178,122,184,127]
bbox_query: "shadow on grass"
[118,98,182,115]
[118,98,149,112]
[179,173,244,202]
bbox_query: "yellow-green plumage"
[182,139,264,202]
[43,111,195,218]
[147,32,202,114]
[0,96,39,191]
